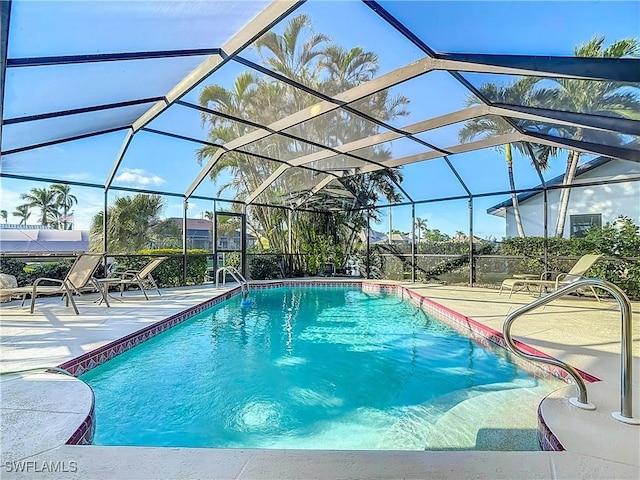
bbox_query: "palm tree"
[203,211,215,250]
[12,205,31,225]
[90,194,179,253]
[255,13,331,93]
[414,217,427,244]
[197,14,409,261]
[51,183,78,230]
[0,210,7,224]
[19,187,58,226]
[459,77,550,238]
[533,36,640,237]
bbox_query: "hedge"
[112,249,209,287]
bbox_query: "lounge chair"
[499,254,603,301]
[101,256,168,300]
[0,253,107,314]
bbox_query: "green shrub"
[303,234,340,275]
[248,255,282,280]
[27,260,75,285]
[499,217,640,298]
[112,249,208,287]
[0,258,30,285]
[582,217,640,299]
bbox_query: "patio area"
[1,281,638,479]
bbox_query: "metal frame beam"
[489,104,640,136]
[525,133,640,163]
[105,0,303,190]
[7,48,222,68]
[436,53,640,83]
[381,133,525,169]
[162,40,638,207]
[443,155,472,197]
[1,126,128,156]
[344,175,640,213]
[0,0,11,150]
[293,176,335,209]
[245,165,289,204]
[3,97,163,125]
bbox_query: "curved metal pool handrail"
[503,278,634,421]
[215,266,249,297]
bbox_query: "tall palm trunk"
[554,150,581,237]
[506,144,526,238]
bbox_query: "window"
[570,214,602,238]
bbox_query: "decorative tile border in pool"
[66,398,95,446]
[58,287,242,445]
[390,283,600,454]
[394,284,600,385]
[58,279,594,450]
[57,287,242,377]
[537,404,565,451]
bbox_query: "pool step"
[377,380,547,451]
[424,385,551,451]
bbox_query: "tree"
[458,77,550,238]
[19,187,58,226]
[51,183,78,230]
[414,217,427,244]
[196,14,408,265]
[533,36,640,237]
[0,210,7,224]
[12,205,31,225]
[203,211,215,250]
[90,194,179,253]
[423,228,450,242]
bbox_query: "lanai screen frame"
[1,0,638,284]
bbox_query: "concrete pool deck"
[1,280,639,479]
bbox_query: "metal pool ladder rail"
[215,266,250,298]
[503,278,639,425]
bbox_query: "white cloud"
[64,172,94,182]
[114,168,166,187]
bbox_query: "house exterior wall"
[504,160,640,238]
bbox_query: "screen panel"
[376,1,640,56]
[348,70,479,129]
[2,104,151,152]
[112,130,214,195]
[146,103,259,145]
[8,1,270,57]
[0,130,129,184]
[240,0,425,98]
[183,59,328,129]
[4,56,210,119]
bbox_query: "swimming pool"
[81,285,561,450]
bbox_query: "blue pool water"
[82,287,558,450]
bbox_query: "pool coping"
[57,280,595,452]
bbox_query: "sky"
[1,0,638,239]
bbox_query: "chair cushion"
[0,274,18,302]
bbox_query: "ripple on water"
[274,356,307,367]
[235,401,283,432]
[289,387,344,407]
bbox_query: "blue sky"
[1,0,638,238]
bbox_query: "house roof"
[169,218,212,231]
[486,156,614,217]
